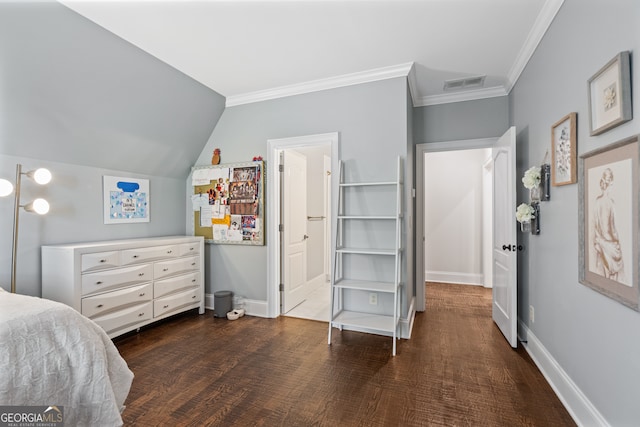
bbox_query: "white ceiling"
[59,0,564,107]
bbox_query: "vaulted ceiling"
[59,0,564,107]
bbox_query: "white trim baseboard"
[243,299,269,318]
[204,293,214,311]
[205,294,269,318]
[402,296,417,338]
[519,320,609,427]
[425,270,483,286]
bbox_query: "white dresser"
[42,236,205,338]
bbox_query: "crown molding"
[225,0,563,108]
[415,86,508,107]
[226,62,414,107]
[506,0,564,93]
[406,63,420,107]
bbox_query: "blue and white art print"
[103,176,150,224]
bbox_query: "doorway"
[282,145,332,321]
[415,137,498,312]
[266,133,339,319]
[415,128,518,348]
[423,148,493,288]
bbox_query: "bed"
[0,287,134,426]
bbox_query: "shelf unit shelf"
[336,247,397,256]
[333,278,398,293]
[340,181,396,187]
[332,310,398,333]
[328,156,403,356]
[337,215,397,220]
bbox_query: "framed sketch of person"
[551,112,577,186]
[578,135,639,310]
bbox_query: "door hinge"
[279,164,284,172]
[279,283,284,291]
[279,224,284,232]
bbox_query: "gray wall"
[0,1,225,178]
[0,154,188,296]
[193,78,410,308]
[0,1,225,296]
[414,96,509,143]
[510,0,640,424]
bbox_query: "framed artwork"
[103,176,150,224]
[578,135,639,311]
[587,51,632,136]
[551,112,577,186]
[191,161,264,245]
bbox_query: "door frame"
[415,137,498,312]
[266,132,339,318]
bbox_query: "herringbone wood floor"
[115,283,575,426]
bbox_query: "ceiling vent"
[443,75,486,91]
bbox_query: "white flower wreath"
[516,203,535,223]
[522,166,541,190]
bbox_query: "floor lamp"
[0,164,51,293]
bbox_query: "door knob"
[502,244,524,252]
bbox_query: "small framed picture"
[578,135,639,311]
[551,112,577,186]
[587,51,632,136]
[103,176,150,224]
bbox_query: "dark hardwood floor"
[115,282,575,426]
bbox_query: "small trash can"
[213,290,233,318]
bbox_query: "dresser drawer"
[178,242,200,256]
[121,245,179,265]
[81,264,153,296]
[154,287,200,318]
[92,301,152,336]
[154,272,199,299]
[81,283,152,318]
[81,251,120,272]
[154,256,199,280]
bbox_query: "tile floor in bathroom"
[284,281,330,322]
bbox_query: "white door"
[492,126,518,347]
[323,154,332,282]
[282,150,309,313]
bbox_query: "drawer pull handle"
[191,263,196,266]
[97,304,103,308]
[192,295,196,299]
[139,293,145,297]
[163,268,169,272]
[190,247,194,251]
[96,281,103,285]
[192,279,196,282]
[163,304,169,309]
[167,250,173,254]
[100,259,107,263]
[138,312,144,317]
[139,273,145,276]
[133,255,139,258]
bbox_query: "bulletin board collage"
[191,161,264,245]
